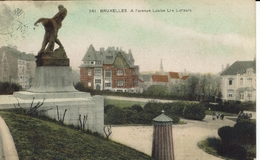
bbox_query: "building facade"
[220,60,256,101]
[79,45,139,92]
[0,46,35,89]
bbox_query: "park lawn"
[0,111,154,160]
[104,98,147,108]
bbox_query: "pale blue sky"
[0,0,255,73]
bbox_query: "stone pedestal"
[28,66,77,93]
[13,91,104,134]
[13,49,104,135]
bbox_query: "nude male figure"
[34,5,67,54]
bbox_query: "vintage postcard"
[0,0,256,160]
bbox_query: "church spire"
[160,58,163,73]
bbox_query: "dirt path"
[110,115,236,160]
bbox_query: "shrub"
[166,102,185,116]
[105,106,125,125]
[131,104,143,112]
[0,82,22,94]
[218,143,247,160]
[104,105,116,114]
[218,126,235,144]
[182,103,206,120]
[233,120,256,145]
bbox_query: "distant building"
[0,46,35,89]
[220,60,256,101]
[139,71,189,91]
[79,45,139,92]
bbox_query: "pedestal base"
[28,66,77,93]
[13,91,104,135]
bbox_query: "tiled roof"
[181,75,189,80]
[169,72,179,79]
[152,75,168,82]
[221,61,255,75]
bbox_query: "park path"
[110,115,236,160]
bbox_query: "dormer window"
[247,68,253,76]
[228,78,233,85]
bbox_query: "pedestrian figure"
[220,114,224,120]
[212,112,216,120]
[216,113,219,119]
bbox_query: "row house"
[139,72,189,91]
[79,45,139,92]
[220,60,256,101]
[0,46,35,89]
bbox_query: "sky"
[0,0,256,74]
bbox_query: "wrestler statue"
[34,5,67,54]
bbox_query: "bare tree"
[13,97,46,115]
[78,114,88,131]
[103,125,112,140]
[56,105,68,123]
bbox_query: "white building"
[220,60,256,101]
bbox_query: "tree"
[143,85,169,97]
[186,74,200,100]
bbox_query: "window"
[228,79,233,85]
[227,89,234,98]
[94,68,102,76]
[105,83,111,87]
[240,78,243,86]
[95,79,101,84]
[124,80,127,87]
[240,93,244,100]
[105,69,111,77]
[248,92,252,98]
[88,69,92,76]
[117,80,124,87]
[88,79,91,87]
[247,78,252,86]
[117,69,123,76]
[133,79,138,87]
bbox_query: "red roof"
[169,72,179,79]
[138,78,144,82]
[152,75,168,82]
[181,75,189,80]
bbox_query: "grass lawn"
[0,111,155,160]
[104,98,147,108]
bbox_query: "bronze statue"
[34,5,67,54]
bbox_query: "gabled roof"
[82,44,96,61]
[169,72,179,79]
[181,75,189,80]
[81,45,136,67]
[152,75,168,82]
[221,61,255,75]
